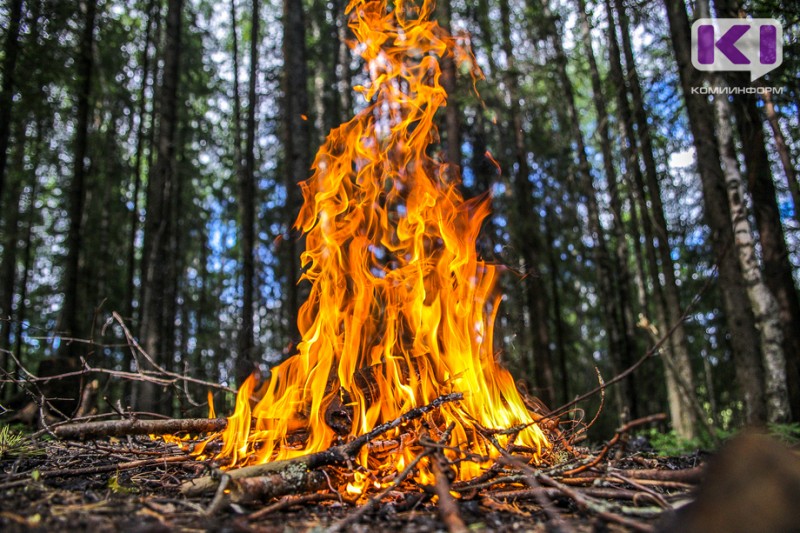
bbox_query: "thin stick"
[181,392,463,495]
[431,448,468,533]
[0,455,190,491]
[538,473,655,532]
[53,417,227,440]
[561,414,667,476]
[545,268,717,420]
[326,423,456,533]
[246,492,340,520]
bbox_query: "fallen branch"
[230,469,327,504]
[53,417,227,440]
[180,392,463,495]
[538,473,655,532]
[610,466,704,483]
[561,414,667,476]
[245,492,341,520]
[0,455,190,492]
[431,448,468,533]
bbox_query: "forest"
[0,0,798,451]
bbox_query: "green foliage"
[108,473,138,494]
[768,423,800,447]
[643,427,734,456]
[646,424,800,456]
[0,425,43,460]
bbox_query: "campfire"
[192,0,552,494]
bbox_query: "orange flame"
[209,0,549,488]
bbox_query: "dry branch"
[561,413,667,476]
[230,469,327,504]
[53,417,227,440]
[431,449,468,533]
[325,423,457,533]
[180,392,463,495]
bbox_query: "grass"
[0,424,44,460]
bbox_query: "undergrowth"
[643,422,800,456]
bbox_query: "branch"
[180,392,463,495]
[53,417,227,440]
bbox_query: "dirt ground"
[0,435,701,532]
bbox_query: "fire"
[206,0,550,488]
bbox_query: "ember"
[197,0,551,490]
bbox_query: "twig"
[608,473,671,509]
[538,473,655,532]
[205,474,231,515]
[561,414,667,476]
[245,492,340,520]
[482,431,573,533]
[325,423,456,533]
[0,455,190,491]
[181,392,463,495]
[53,417,227,440]
[431,448,468,533]
[609,466,704,483]
[545,268,717,420]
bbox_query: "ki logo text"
[691,18,782,82]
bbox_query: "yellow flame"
[212,0,550,484]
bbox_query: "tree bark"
[0,0,24,209]
[500,0,555,407]
[59,0,97,363]
[713,80,791,422]
[759,87,800,227]
[664,0,766,424]
[237,0,259,385]
[438,0,461,172]
[126,0,158,327]
[0,125,25,372]
[282,0,311,343]
[610,0,699,437]
[755,87,800,228]
[714,0,800,421]
[137,0,183,412]
[576,0,640,420]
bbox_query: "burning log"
[180,392,463,495]
[52,417,227,440]
[230,469,328,504]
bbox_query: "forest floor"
[0,432,704,532]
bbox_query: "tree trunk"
[282,0,311,343]
[0,0,24,208]
[237,0,259,385]
[755,88,800,229]
[126,0,158,325]
[576,0,640,420]
[543,0,632,420]
[713,80,791,422]
[544,204,570,406]
[60,0,97,363]
[610,0,700,437]
[714,0,800,421]
[137,0,183,412]
[336,0,352,121]
[759,87,800,227]
[438,0,460,172]
[0,125,25,372]
[663,0,766,424]
[499,0,555,407]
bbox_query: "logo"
[691,18,782,81]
